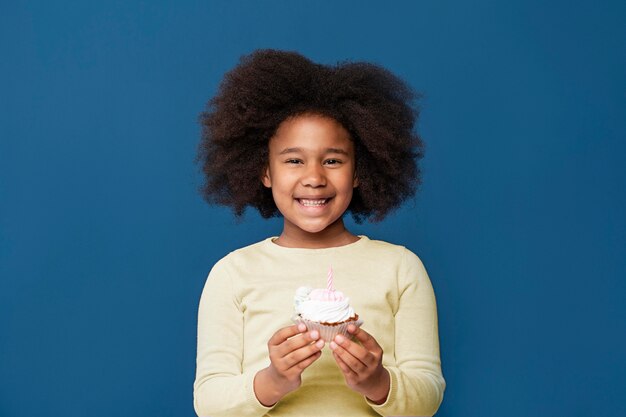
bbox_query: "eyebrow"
[278,147,349,155]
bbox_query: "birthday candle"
[327,266,334,292]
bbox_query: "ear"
[353,173,359,188]
[262,166,272,188]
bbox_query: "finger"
[285,339,325,370]
[332,350,357,377]
[268,324,306,347]
[329,339,367,373]
[333,334,376,367]
[348,326,380,351]
[293,348,323,371]
[275,330,320,357]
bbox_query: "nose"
[301,163,326,187]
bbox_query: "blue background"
[1,1,625,416]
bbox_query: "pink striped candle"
[327,266,334,292]
[326,266,340,301]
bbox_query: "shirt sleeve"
[368,249,446,416]
[193,258,274,417]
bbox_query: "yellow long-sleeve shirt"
[194,236,445,416]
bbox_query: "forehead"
[270,114,353,152]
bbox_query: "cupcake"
[293,267,363,342]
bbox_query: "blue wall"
[1,1,625,416]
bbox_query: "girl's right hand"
[254,323,324,406]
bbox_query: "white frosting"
[294,286,356,323]
[294,286,313,310]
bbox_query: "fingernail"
[335,334,345,343]
[310,330,319,340]
[315,339,325,349]
[329,341,337,350]
[298,323,306,332]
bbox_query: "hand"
[329,324,390,404]
[254,323,325,406]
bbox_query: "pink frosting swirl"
[309,288,345,302]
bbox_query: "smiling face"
[262,114,359,247]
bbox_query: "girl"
[194,50,445,417]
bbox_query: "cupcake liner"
[292,315,364,344]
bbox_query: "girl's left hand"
[329,324,391,404]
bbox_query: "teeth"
[299,199,327,207]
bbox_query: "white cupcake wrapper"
[292,315,364,343]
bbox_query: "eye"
[285,158,303,165]
[324,159,342,165]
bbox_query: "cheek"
[338,184,355,207]
[342,174,358,192]
[346,188,355,203]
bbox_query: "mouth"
[296,198,331,207]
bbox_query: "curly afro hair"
[198,49,424,222]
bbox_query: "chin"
[298,224,332,234]
[298,218,344,234]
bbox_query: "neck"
[274,218,359,249]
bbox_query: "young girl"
[194,50,445,417]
